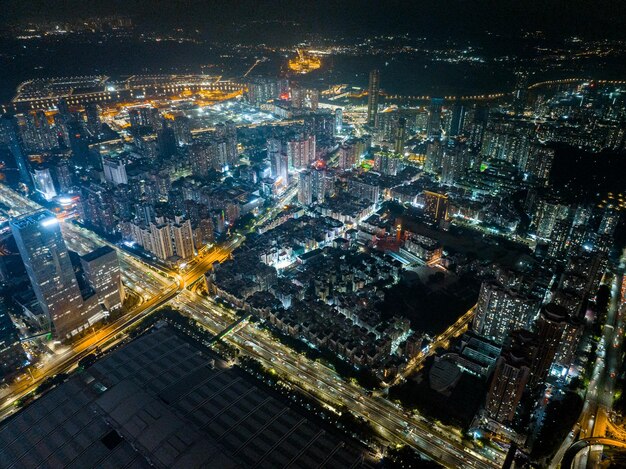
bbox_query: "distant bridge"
[382,78,626,104]
[383,92,509,102]
[528,78,626,90]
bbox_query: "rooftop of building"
[0,326,366,469]
[80,245,116,263]
[8,210,56,229]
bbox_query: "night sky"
[2,0,626,39]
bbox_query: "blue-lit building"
[427,98,444,139]
[9,210,87,339]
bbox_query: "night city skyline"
[0,2,625,468]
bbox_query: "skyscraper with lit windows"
[472,281,539,345]
[422,191,449,226]
[268,138,288,185]
[287,134,315,170]
[394,117,407,154]
[486,352,531,424]
[367,69,380,127]
[80,246,124,312]
[10,210,87,339]
[531,303,582,385]
[31,166,57,201]
[298,170,313,205]
[427,98,444,139]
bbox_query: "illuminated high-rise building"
[84,103,102,138]
[554,253,604,317]
[268,138,288,185]
[424,139,443,174]
[338,144,358,170]
[102,157,128,186]
[53,160,73,193]
[531,303,582,386]
[304,111,335,141]
[190,142,216,178]
[533,197,571,240]
[427,98,444,139]
[348,174,380,202]
[298,169,313,206]
[448,102,466,137]
[291,86,319,110]
[422,191,449,225]
[486,355,529,423]
[519,144,554,187]
[129,106,158,129]
[214,121,238,167]
[80,183,116,234]
[394,117,407,154]
[195,218,215,246]
[375,109,399,143]
[415,108,429,134]
[513,69,529,115]
[31,166,57,201]
[598,205,620,237]
[212,139,231,172]
[171,219,195,261]
[441,143,471,185]
[374,150,400,176]
[465,104,489,151]
[367,69,380,127]
[150,222,174,261]
[286,134,316,170]
[189,139,231,175]
[311,168,334,202]
[472,281,539,345]
[246,77,288,107]
[546,216,574,259]
[80,246,124,312]
[10,211,88,339]
[335,108,343,133]
[22,111,58,152]
[172,114,192,146]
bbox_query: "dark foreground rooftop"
[0,326,366,468]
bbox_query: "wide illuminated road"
[174,290,501,468]
[551,250,626,468]
[574,252,626,468]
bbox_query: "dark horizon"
[2,0,626,40]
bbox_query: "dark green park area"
[377,271,480,336]
[389,358,488,429]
